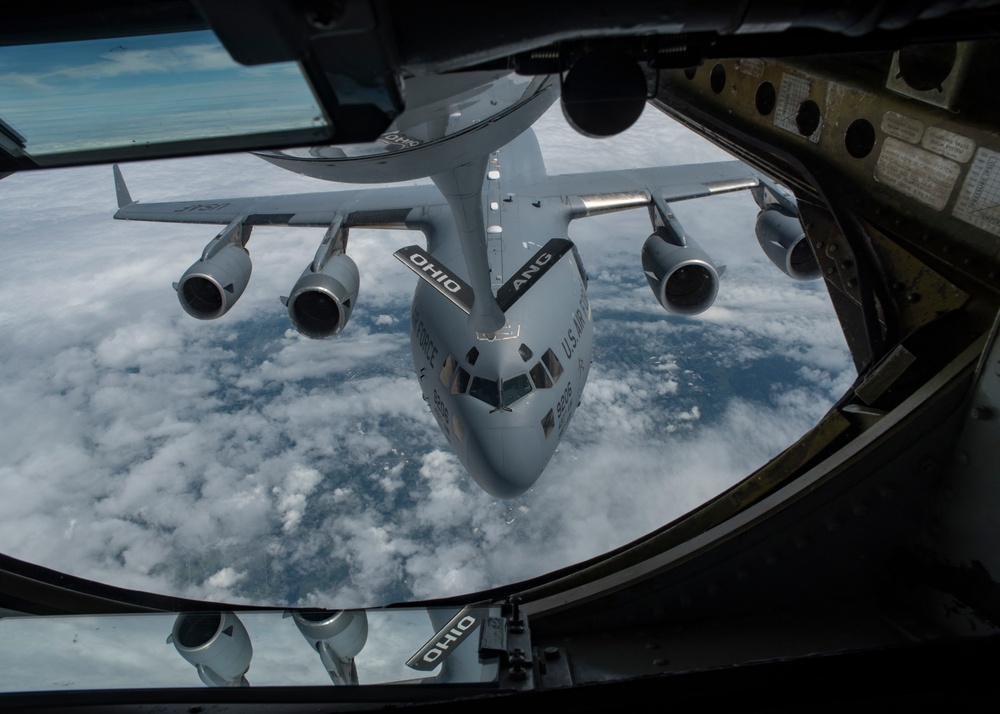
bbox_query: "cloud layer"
[0,104,854,606]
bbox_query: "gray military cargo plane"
[113,71,811,498]
[3,3,999,710]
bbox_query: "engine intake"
[176,219,253,319]
[285,253,360,339]
[641,226,721,316]
[168,611,252,687]
[755,207,820,280]
[291,609,368,685]
[176,244,252,319]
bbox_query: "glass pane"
[469,377,500,408]
[439,355,456,388]
[452,367,471,394]
[502,374,532,405]
[542,348,563,382]
[530,362,552,389]
[0,30,326,158]
[541,409,555,438]
[0,607,500,691]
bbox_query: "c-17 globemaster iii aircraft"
[112,71,816,498]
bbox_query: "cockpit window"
[466,347,480,365]
[502,373,533,405]
[452,366,471,394]
[518,343,533,362]
[441,355,471,394]
[541,409,555,438]
[468,374,533,409]
[439,354,457,389]
[530,362,553,389]
[469,377,500,408]
[542,348,564,382]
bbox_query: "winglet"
[113,164,134,209]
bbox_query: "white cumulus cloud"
[0,101,854,608]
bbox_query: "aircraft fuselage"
[406,136,594,498]
[112,69,762,498]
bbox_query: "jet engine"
[289,609,368,685]
[168,611,253,687]
[754,207,821,281]
[641,223,722,316]
[175,219,252,320]
[284,253,360,339]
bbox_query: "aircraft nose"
[466,427,545,498]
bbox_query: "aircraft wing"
[112,165,445,228]
[527,160,759,216]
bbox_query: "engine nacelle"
[285,254,360,339]
[176,220,252,319]
[290,609,368,685]
[755,207,821,281]
[641,227,721,316]
[168,611,252,687]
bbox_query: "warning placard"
[953,146,1000,236]
[874,137,961,211]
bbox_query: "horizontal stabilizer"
[394,245,474,315]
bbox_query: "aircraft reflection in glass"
[165,606,494,688]
[113,71,817,498]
